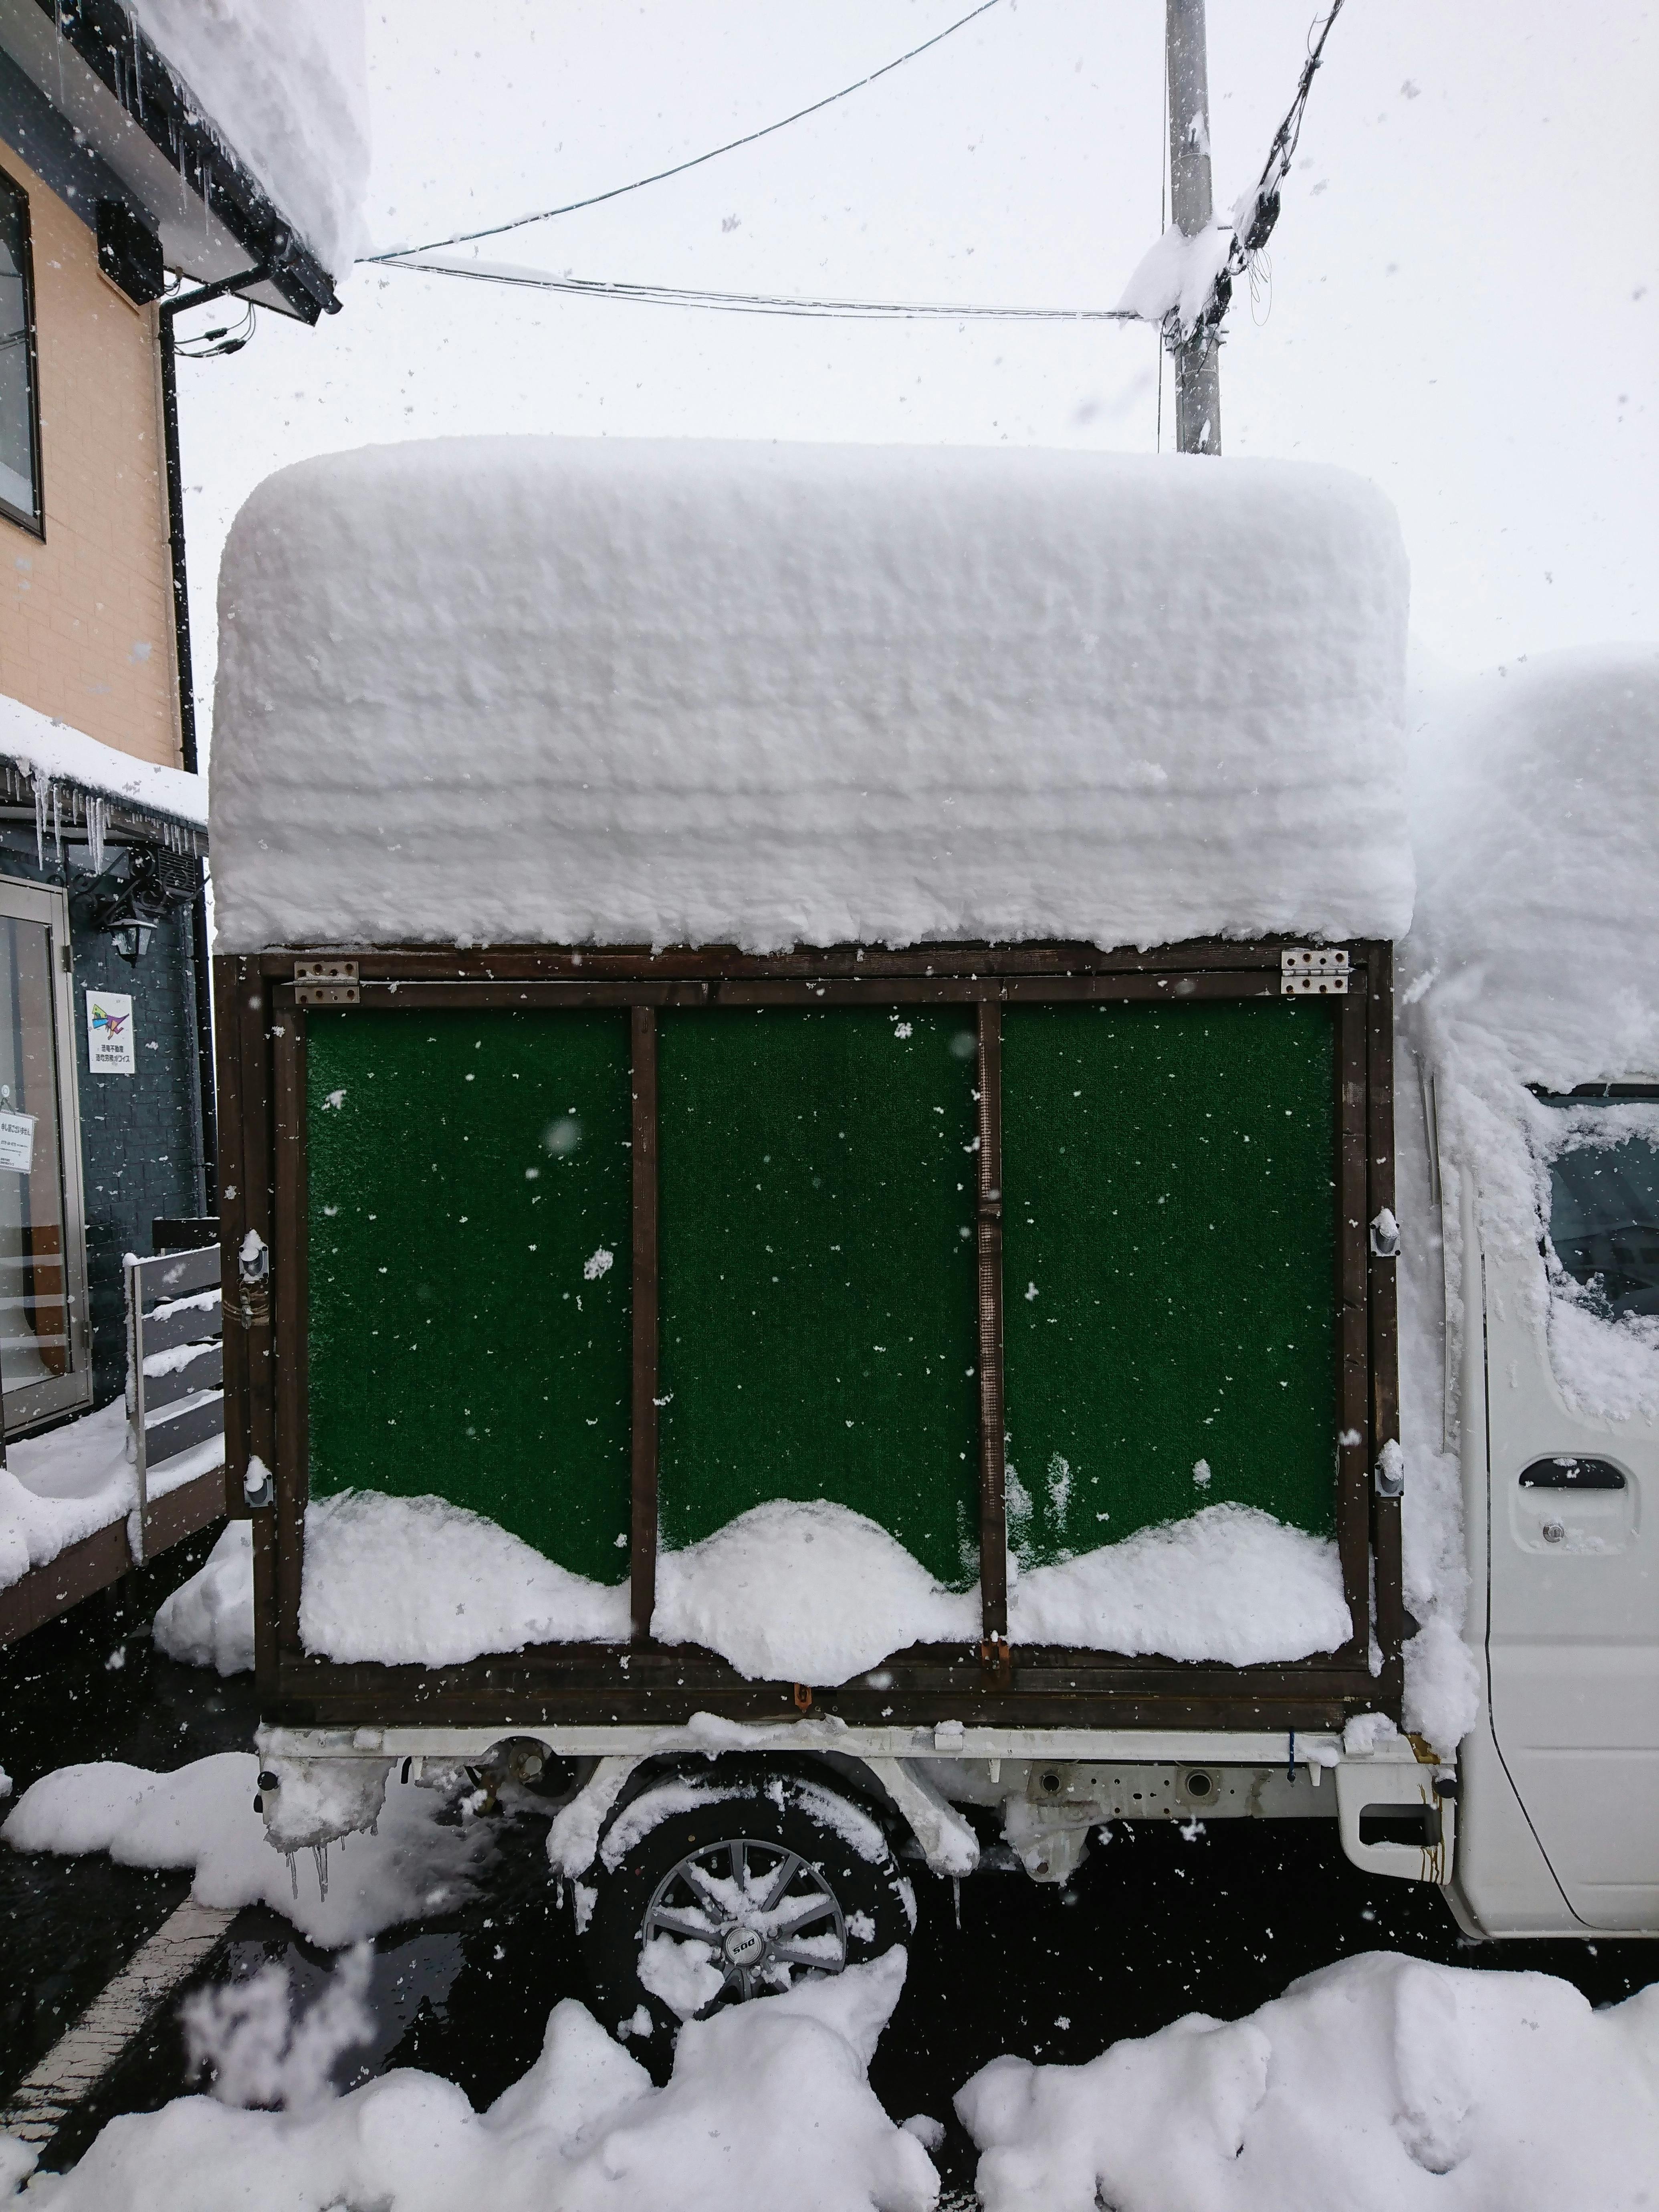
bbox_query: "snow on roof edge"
[0,694,207,834]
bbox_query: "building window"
[0,165,42,537]
[0,880,89,1431]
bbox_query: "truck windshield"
[1538,1092,1659,1320]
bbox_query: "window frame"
[0,162,45,542]
[0,876,91,1433]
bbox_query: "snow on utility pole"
[1166,0,1221,454]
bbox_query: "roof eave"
[23,0,338,323]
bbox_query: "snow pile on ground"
[212,440,1411,956]
[154,1521,254,1674]
[10,1951,936,2212]
[956,1950,1659,2212]
[1008,1502,1350,1663]
[299,1490,629,1665]
[0,1754,491,1947]
[129,0,369,281]
[0,1400,221,1594]
[171,1493,1350,1685]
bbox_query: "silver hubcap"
[642,1837,848,2008]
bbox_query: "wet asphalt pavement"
[4,1548,1655,2197]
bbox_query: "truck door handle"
[1518,1456,1626,1489]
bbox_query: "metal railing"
[125,1244,224,1565]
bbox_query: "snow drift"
[957,1949,1659,2212]
[8,1952,935,2212]
[1,1754,490,1948]
[210,440,1411,956]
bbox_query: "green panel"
[1002,1000,1337,1562]
[658,1008,980,1586]
[306,1009,633,1585]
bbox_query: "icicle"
[952,1876,961,1931]
[287,1851,299,1900]
[52,783,62,864]
[312,1843,330,1902]
[31,774,46,869]
[85,794,107,875]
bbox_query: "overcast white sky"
[178,0,1656,741]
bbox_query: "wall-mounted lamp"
[77,846,198,964]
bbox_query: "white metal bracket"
[1281,947,1349,995]
[294,958,359,1006]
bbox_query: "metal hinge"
[294,958,359,1006]
[1281,947,1349,996]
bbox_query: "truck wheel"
[578,1774,913,2051]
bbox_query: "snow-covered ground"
[1,1752,489,1950]
[957,1950,1659,2212]
[0,1403,222,1596]
[1,1878,1653,2212]
[0,1952,936,2212]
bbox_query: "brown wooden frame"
[0,1463,228,1647]
[216,938,1400,1734]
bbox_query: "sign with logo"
[0,1110,35,1172]
[87,989,135,1074]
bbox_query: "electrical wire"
[388,258,1139,323]
[365,0,1005,265]
[1222,0,1347,289]
[377,0,1346,344]
[174,297,256,358]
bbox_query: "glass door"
[0,881,89,1432]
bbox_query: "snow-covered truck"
[208,442,1657,2037]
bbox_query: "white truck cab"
[1449,1085,1659,1937]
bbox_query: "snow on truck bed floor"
[168,1493,1351,1689]
[210,440,1411,957]
[0,1401,222,1594]
[2,1929,1654,2210]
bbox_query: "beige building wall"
[0,136,180,769]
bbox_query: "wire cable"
[174,298,256,358]
[387,258,1139,321]
[365,0,1005,264]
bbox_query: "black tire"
[578,1768,914,2064]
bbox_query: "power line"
[1221,0,1348,292]
[387,258,1139,322]
[375,0,1348,340]
[365,0,1006,265]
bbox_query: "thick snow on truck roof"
[210,438,1411,955]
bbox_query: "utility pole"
[1166,0,1221,454]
